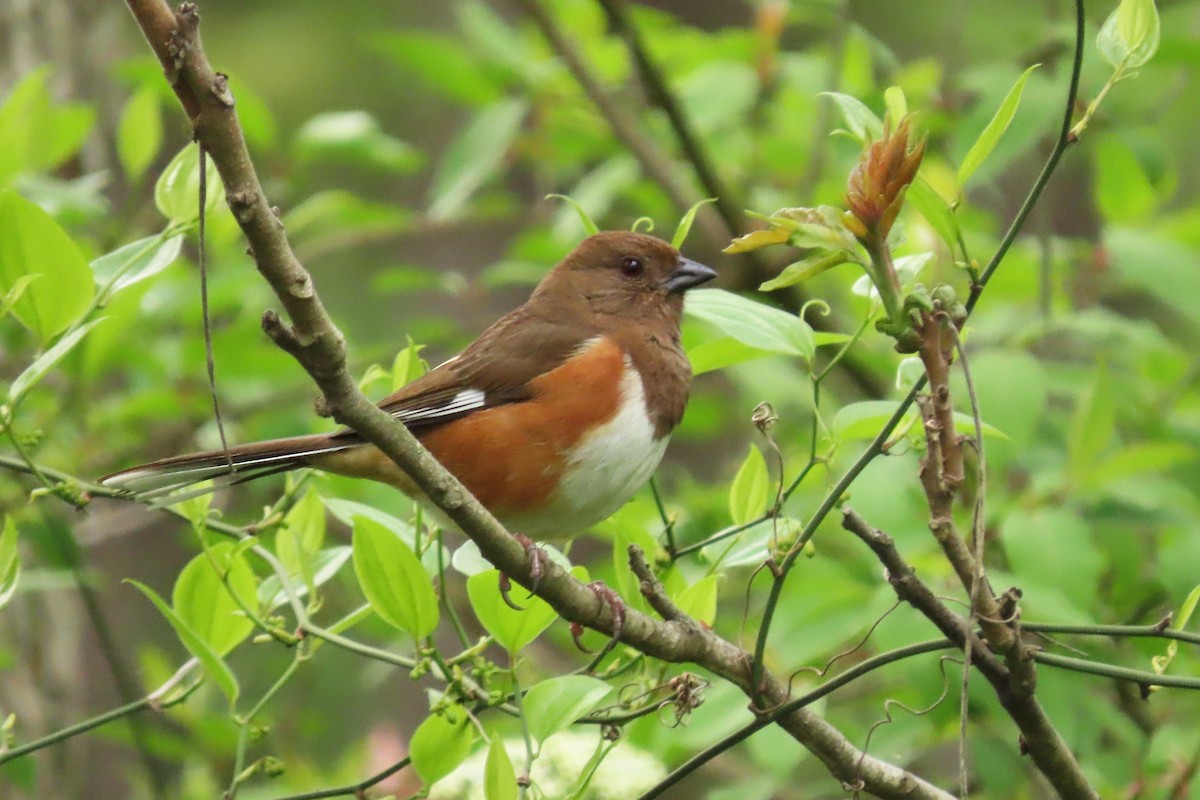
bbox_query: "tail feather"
[101,433,353,501]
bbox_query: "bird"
[102,231,716,540]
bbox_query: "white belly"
[511,362,669,537]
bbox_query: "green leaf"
[128,579,240,707]
[819,92,884,142]
[8,318,107,407]
[117,87,162,180]
[0,517,20,610]
[832,400,916,441]
[906,177,961,251]
[91,233,183,294]
[673,575,718,626]
[884,85,908,121]
[759,252,851,291]
[173,542,257,657]
[467,568,567,652]
[672,198,715,248]
[728,445,769,525]
[0,68,93,185]
[523,676,612,746]
[293,111,421,173]
[352,516,439,639]
[1068,364,1115,480]
[154,142,225,225]
[277,488,327,594]
[428,98,527,221]
[0,190,93,343]
[684,289,814,362]
[957,64,1039,190]
[0,275,37,320]
[546,193,600,236]
[484,735,518,800]
[392,338,430,390]
[1099,0,1161,69]
[1092,134,1157,222]
[685,336,774,375]
[259,545,353,611]
[371,31,501,106]
[410,707,476,787]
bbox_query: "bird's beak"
[665,257,717,293]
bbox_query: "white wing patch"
[393,388,487,423]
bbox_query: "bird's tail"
[101,433,353,504]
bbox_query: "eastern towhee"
[103,231,716,539]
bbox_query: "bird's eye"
[620,256,644,278]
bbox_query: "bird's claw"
[569,581,626,656]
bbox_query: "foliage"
[2,0,1199,799]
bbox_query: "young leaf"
[672,198,716,248]
[906,177,961,252]
[117,87,162,181]
[392,338,429,390]
[277,487,327,594]
[484,735,518,800]
[127,579,240,707]
[957,64,1039,190]
[884,85,908,121]
[154,142,225,225]
[293,111,421,173]
[728,445,769,525]
[0,275,37,320]
[1099,0,1160,69]
[8,318,107,407]
[173,542,258,657]
[410,707,476,787]
[352,516,440,639]
[0,517,20,610]
[759,252,851,292]
[685,337,774,375]
[819,92,884,142]
[0,190,93,343]
[724,227,790,254]
[546,193,600,236]
[91,234,183,294]
[428,98,527,220]
[522,676,612,746]
[684,289,814,362]
[467,568,565,652]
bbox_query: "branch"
[841,507,1098,800]
[121,4,946,797]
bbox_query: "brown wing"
[370,305,597,429]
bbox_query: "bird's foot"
[570,581,626,654]
[498,533,549,611]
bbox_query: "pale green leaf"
[1099,0,1161,69]
[128,579,240,707]
[686,336,774,375]
[0,190,93,343]
[484,735,518,800]
[546,193,600,236]
[759,252,851,291]
[352,516,440,639]
[0,517,20,610]
[906,177,961,251]
[91,234,183,294]
[523,676,612,745]
[154,142,225,225]
[674,575,719,626]
[819,92,884,141]
[467,568,577,652]
[957,64,1039,190]
[411,707,476,787]
[8,318,107,407]
[728,445,769,525]
[277,488,327,594]
[672,198,716,248]
[684,289,814,362]
[173,542,258,657]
